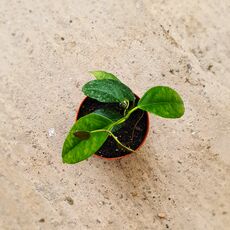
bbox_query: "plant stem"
[109,132,134,152]
[123,100,129,116]
[90,129,134,152]
[90,106,139,152]
[112,106,139,127]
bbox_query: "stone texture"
[0,0,230,229]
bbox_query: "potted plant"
[62,71,185,164]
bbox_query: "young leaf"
[62,113,113,164]
[138,86,184,118]
[82,79,135,103]
[74,131,91,140]
[89,70,120,81]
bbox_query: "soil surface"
[77,97,148,158]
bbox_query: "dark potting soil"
[77,97,149,158]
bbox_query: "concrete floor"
[0,0,230,229]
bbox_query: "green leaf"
[138,86,185,118]
[82,79,135,103]
[62,113,113,164]
[89,70,120,81]
[93,108,122,122]
[93,108,123,132]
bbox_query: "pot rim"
[76,95,150,160]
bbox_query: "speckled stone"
[0,0,230,229]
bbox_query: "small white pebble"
[48,128,56,137]
[191,131,197,136]
[158,212,166,219]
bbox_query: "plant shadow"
[94,142,164,205]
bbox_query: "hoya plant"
[62,71,184,164]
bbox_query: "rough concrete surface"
[0,0,230,229]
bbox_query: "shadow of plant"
[94,142,166,220]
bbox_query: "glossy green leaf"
[138,86,184,118]
[93,108,123,132]
[62,113,113,164]
[93,108,122,121]
[89,70,120,81]
[82,79,135,103]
